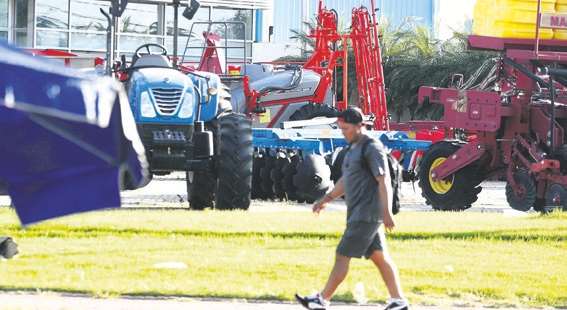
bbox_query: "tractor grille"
[151,87,183,115]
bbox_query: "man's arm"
[313,178,345,214]
[375,174,395,232]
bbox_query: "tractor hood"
[128,67,197,124]
[133,68,191,88]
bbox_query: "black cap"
[337,107,364,125]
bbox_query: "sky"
[436,0,477,39]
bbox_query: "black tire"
[289,103,338,121]
[271,155,290,201]
[252,154,267,200]
[282,155,301,202]
[215,113,253,210]
[331,147,348,184]
[188,170,215,210]
[293,154,332,203]
[544,183,567,213]
[418,141,481,211]
[188,120,218,210]
[505,170,536,212]
[260,154,276,200]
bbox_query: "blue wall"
[273,0,306,43]
[256,10,264,42]
[273,0,434,43]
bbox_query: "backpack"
[345,138,402,215]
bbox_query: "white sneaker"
[383,298,409,310]
[295,292,330,310]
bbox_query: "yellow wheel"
[428,157,454,195]
[418,141,481,211]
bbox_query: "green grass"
[0,207,566,307]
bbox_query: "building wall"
[378,0,434,29]
[273,0,436,44]
[2,0,479,63]
[1,0,265,62]
[434,0,476,40]
[272,0,305,44]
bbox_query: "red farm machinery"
[413,1,567,213]
[210,0,435,203]
[177,0,438,203]
[232,0,389,130]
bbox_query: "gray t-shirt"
[342,134,387,223]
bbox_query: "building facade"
[1,0,475,62]
[0,0,270,60]
[272,0,436,45]
[272,0,477,43]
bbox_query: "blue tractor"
[104,0,253,210]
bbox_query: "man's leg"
[320,253,351,300]
[369,249,404,299]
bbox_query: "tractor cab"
[115,44,174,82]
[130,44,172,69]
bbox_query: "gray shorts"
[336,221,384,259]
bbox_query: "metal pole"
[550,74,556,149]
[342,36,348,110]
[535,0,542,58]
[112,14,119,75]
[101,8,113,75]
[173,0,179,67]
[370,0,388,130]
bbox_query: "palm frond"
[281,19,496,121]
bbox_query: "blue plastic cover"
[0,41,148,226]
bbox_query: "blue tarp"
[0,41,148,226]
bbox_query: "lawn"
[0,207,566,307]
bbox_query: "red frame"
[411,0,567,203]
[242,0,391,130]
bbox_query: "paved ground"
[114,173,515,213]
[0,293,553,310]
[2,174,520,213]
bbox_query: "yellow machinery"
[555,0,567,39]
[473,0,556,39]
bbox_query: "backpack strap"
[359,138,373,173]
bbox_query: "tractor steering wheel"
[134,43,168,58]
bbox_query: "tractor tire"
[282,155,301,202]
[271,155,290,201]
[544,183,567,213]
[289,103,339,121]
[505,169,536,212]
[260,154,276,200]
[252,154,267,200]
[331,147,348,184]
[293,154,332,203]
[215,113,253,210]
[188,120,219,210]
[188,170,215,210]
[288,103,338,202]
[418,141,481,211]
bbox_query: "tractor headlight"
[178,92,194,119]
[140,91,156,118]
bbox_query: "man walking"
[295,107,409,310]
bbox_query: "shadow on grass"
[2,225,566,243]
